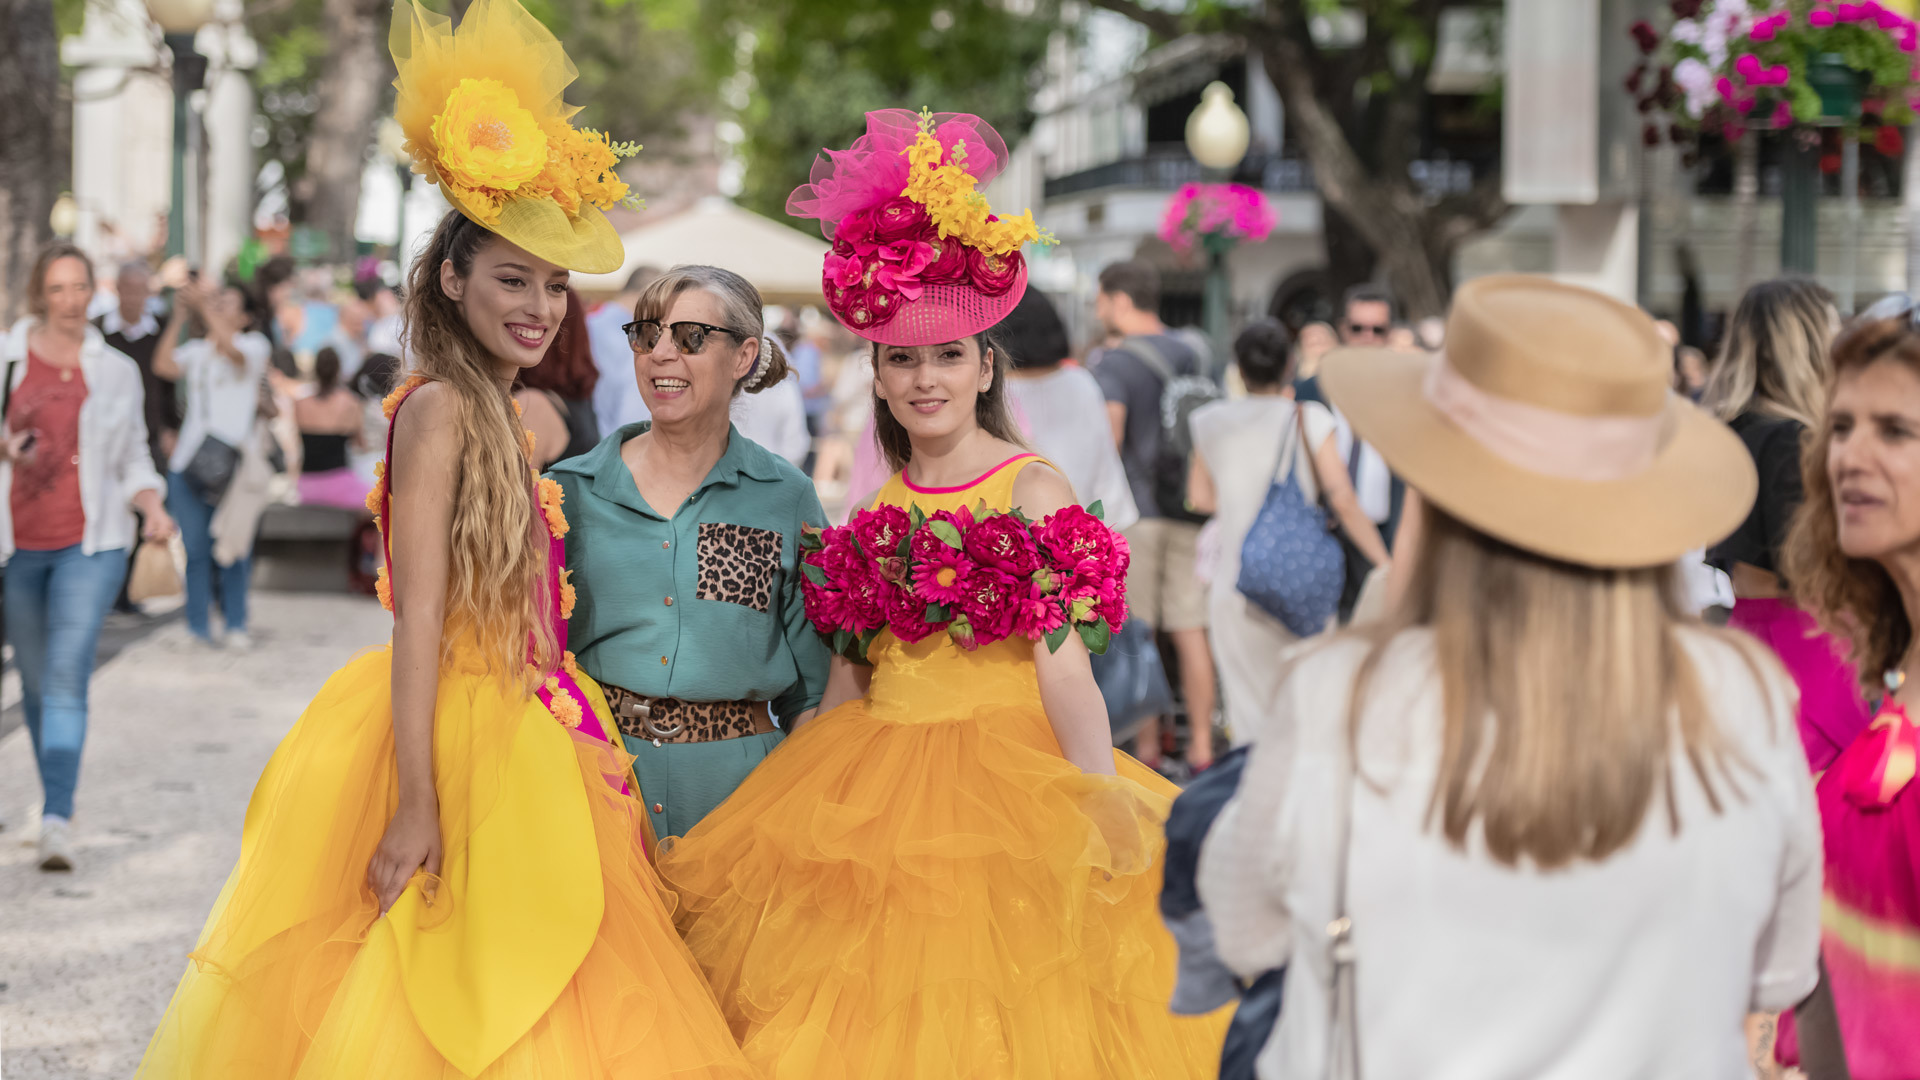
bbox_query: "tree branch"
[1083,0,1188,40]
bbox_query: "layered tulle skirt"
[654,695,1228,1080]
[136,645,753,1079]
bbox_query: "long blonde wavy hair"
[1701,277,1836,428]
[1348,507,1754,869]
[399,210,556,687]
[1786,313,1918,691]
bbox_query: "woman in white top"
[1000,287,1139,530]
[1188,319,1387,745]
[1199,276,1821,1080]
[153,279,272,647]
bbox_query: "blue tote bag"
[1234,405,1343,637]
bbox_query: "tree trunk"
[0,0,59,324]
[291,0,389,261]
[1320,204,1378,304]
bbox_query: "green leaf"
[897,534,912,557]
[1087,500,1105,521]
[856,627,882,664]
[832,629,853,657]
[800,562,828,586]
[926,602,951,623]
[909,504,927,530]
[1078,618,1113,656]
[1044,624,1071,654]
[928,520,964,549]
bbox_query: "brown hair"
[400,210,555,688]
[633,265,789,397]
[1098,259,1160,313]
[515,288,598,402]
[870,330,1026,473]
[27,242,95,319]
[1785,314,1919,690]
[1348,506,1751,869]
[1701,277,1836,428]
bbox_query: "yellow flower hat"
[389,0,638,274]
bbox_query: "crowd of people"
[3,1,1917,1075]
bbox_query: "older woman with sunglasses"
[549,265,831,844]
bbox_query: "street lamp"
[1185,82,1250,373]
[50,194,79,238]
[146,0,215,261]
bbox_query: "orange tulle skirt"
[656,691,1230,1080]
[135,645,754,1080]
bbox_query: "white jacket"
[1,318,167,563]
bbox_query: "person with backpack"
[1093,259,1220,771]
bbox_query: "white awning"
[571,196,830,303]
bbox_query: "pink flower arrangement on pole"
[1628,0,1920,147]
[799,501,1129,664]
[1158,182,1276,256]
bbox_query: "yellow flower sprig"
[900,108,1054,257]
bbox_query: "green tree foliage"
[701,0,1055,222]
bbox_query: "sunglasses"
[1859,293,1920,325]
[1346,321,1389,337]
[623,319,745,354]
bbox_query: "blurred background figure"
[1300,284,1406,553]
[96,258,179,472]
[516,289,602,469]
[293,346,367,510]
[730,311,812,467]
[3,242,174,871]
[587,266,657,436]
[1187,318,1385,744]
[1703,278,1871,774]
[1000,286,1137,531]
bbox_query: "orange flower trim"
[544,675,584,729]
[382,375,431,421]
[558,567,576,619]
[562,650,585,681]
[537,476,569,538]
[524,427,538,461]
[376,564,394,611]
[365,462,387,519]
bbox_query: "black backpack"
[1118,335,1218,523]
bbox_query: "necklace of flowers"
[799,500,1129,665]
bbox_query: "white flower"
[1671,18,1702,45]
[1674,57,1719,119]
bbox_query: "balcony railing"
[1041,143,1489,201]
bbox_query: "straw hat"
[1319,274,1755,569]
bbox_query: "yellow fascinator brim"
[390,0,626,274]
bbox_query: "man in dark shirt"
[96,259,178,472]
[1091,259,1215,771]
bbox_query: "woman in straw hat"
[654,107,1228,1077]
[1199,275,1822,1078]
[1772,297,1920,1078]
[136,2,753,1076]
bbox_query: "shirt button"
[662,540,670,549]
[652,802,664,813]
[70,455,81,465]
[664,597,673,607]
[660,655,669,665]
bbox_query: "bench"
[253,504,372,593]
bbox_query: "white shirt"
[1199,629,1821,1080]
[731,372,811,467]
[1005,366,1139,531]
[0,319,166,562]
[169,332,271,474]
[587,302,649,436]
[98,303,162,343]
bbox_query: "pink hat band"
[1423,354,1667,484]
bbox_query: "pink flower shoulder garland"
[800,501,1130,663]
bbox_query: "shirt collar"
[100,306,159,341]
[552,420,785,520]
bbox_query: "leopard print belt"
[600,684,776,746]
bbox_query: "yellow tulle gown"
[655,454,1228,1080]
[137,383,753,1079]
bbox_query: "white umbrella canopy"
[571,196,830,304]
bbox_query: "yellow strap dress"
[137,380,753,1079]
[656,453,1229,1079]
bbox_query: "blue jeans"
[4,544,127,820]
[167,471,252,639]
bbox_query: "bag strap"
[1118,336,1176,384]
[1326,719,1362,1079]
[1,357,17,432]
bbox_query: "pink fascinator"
[788,108,1055,346]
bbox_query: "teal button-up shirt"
[551,423,831,724]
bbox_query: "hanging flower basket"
[1158,182,1275,258]
[1626,1,1920,144]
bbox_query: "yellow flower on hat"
[430,78,548,219]
[901,110,1049,258]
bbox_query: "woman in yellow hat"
[135,2,753,1076]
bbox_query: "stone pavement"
[0,592,391,1079]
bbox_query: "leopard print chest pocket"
[696,522,784,613]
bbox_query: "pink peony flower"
[957,568,1021,643]
[966,248,1023,296]
[1037,504,1120,579]
[1012,580,1068,640]
[842,572,893,633]
[871,196,932,243]
[921,235,970,285]
[835,207,880,246]
[851,504,912,559]
[964,512,1041,576]
[801,577,852,633]
[885,583,940,643]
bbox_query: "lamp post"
[145,0,215,261]
[1185,82,1250,373]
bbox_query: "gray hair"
[633,264,790,397]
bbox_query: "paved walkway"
[0,592,391,1079]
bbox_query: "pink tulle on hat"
[788,108,1049,346]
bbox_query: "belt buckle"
[618,697,684,744]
